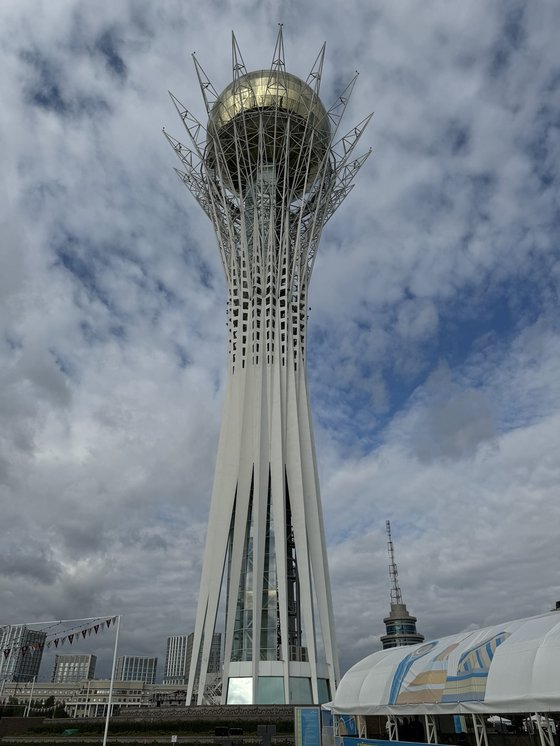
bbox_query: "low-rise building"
[0,680,189,717]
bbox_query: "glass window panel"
[256,676,284,704]
[318,678,330,704]
[289,676,312,704]
[227,677,253,705]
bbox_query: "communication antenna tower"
[386,519,403,605]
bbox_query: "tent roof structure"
[332,611,560,716]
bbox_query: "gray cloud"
[0,541,62,585]
[410,365,497,462]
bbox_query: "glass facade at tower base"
[225,662,331,705]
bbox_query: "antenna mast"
[386,519,403,605]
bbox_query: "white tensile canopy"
[332,611,560,716]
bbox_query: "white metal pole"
[102,616,120,746]
[16,616,115,626]
[25,676,36,717]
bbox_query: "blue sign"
[295,707,322,746]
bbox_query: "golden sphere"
[207,70,331,194]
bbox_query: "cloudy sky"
[1,0,559,682]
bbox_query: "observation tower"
[165,27,371,705]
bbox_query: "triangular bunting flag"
[94,625,99,634]
[54,639,59,648]
[68,634,74,644]
[82,630,87,639]
[3,648,10,659]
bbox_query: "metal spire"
[386,520,403,605]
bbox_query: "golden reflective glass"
[210,70,330,139]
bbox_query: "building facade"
[0,626,46,684]
[164,632,222,687]
[115,656,157,685]
[166,28,370,705]
[52,654,97,683]
[185,632,221,685]
[0,680,189,718]
[163,635,189,685]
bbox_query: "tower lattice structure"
[165,28,371,705]
[386,519,403,605]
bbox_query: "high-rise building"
[184,632,221,685]
[164,632,221,688]
[163,635,189,685]
[380,521,425,650]
[166,28,370,705]
[0,626,46,683]
[52,654,97,683]
[115,656,157,685]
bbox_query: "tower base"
[225,661,332,705]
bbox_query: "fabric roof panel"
[332,611,560,716]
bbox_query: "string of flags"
[2,617,118,660]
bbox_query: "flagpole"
[102,615,120,746]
